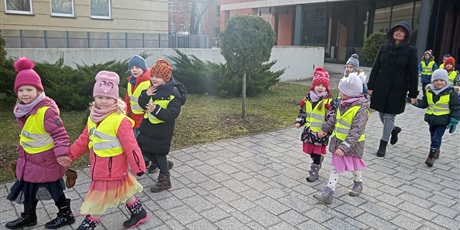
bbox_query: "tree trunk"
[190,0,197,34]
[242,69,247,120]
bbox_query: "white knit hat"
[338,73,363,97]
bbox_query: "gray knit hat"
[346,54,359,72]
[128,55,147,72]
[431,69,449,83]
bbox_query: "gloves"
[137,172,145,177]
[65,168,78,188]
[446,118,459,133]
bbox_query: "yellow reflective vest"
[128,81,150,115]
[305,99,331,132]
[332,106,366,142]
[426,91,450,116]
[87,112,134,157]
[19,106,55,154]
[144,95,175,124]
[448,70,458,85]
[421,61,435,75]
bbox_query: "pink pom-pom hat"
[13,57,44,94]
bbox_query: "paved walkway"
[1,64,459,229]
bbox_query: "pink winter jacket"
[68,116,146,180]
[15,97,69,183]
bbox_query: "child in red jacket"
[124,55,158,173]
[58,71,148,229]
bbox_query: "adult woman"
[367,21,419,157]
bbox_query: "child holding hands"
[58,71,148,229]
[295,67,332,182]
[409,69,460,167]
[314,73,370,205]
[5,57,75,229]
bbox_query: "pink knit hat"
[13,57,44,94]
[93,71,120,99]
[309,67,331,94]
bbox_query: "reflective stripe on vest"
[421,61,435,75]
[87,112,134,157]
[144,95,175,124]
[19,106,54,154]
[426,91,450,115]
[128,81,150,114]
[305,98,330,132]
[448,70,458,85]
[332,106,367,142]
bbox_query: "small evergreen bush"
[168,49,283,97]
[0,56,131,111]
[363,33,387,64]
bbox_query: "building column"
[416,0,432,58]
[294,5,303,45]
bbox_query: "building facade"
[220,0,460,65]
[1,0,169,48]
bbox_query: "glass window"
[169,2,175,12]
[91,0,111,19]
[5,0,33,15]
[179,22,185,31]
[50,0,74,17]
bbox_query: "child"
[295,67,332,182]
[5,57,75,229]
[57,71,148,229]
[418,50,438,89]
[137,59,187,193]
[409,69,460,167]
[344,54,368,95]
[443,57,459,86]
[124,55,158,173]
[314,73,370,205]
[438,53,451,70]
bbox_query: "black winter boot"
[76,215,100,230]
[376,140,388,157]
[425,148,437,167]
[5,201,38,229]
[123,198,149,228]
[45,198,75,229]
[390,126,402,145]
[150,174,172,193]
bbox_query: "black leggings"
[144,151,170,176]
[311,153,322,165]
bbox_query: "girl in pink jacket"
[5,57,75,229]
[58,71,148,229]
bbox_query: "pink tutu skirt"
[331,154,366,173]
[80,174,143,215]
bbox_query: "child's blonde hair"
[89,98,127,115]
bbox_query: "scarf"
[90,104,118,123]
[14,92,46,118]
[430,83,450,96]
[340,96,362,106]
[309,90,327,103]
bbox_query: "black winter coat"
[416,86,460,126]
[137,77,187,155]
[368,21,419,114]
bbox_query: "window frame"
[4,0,33,15]
[50,0,75,17]
[90,0,112,19]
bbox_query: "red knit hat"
[309,67,330,94]
[150,59,173,82]
[13,57,44,94]
[444,57,455,71]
